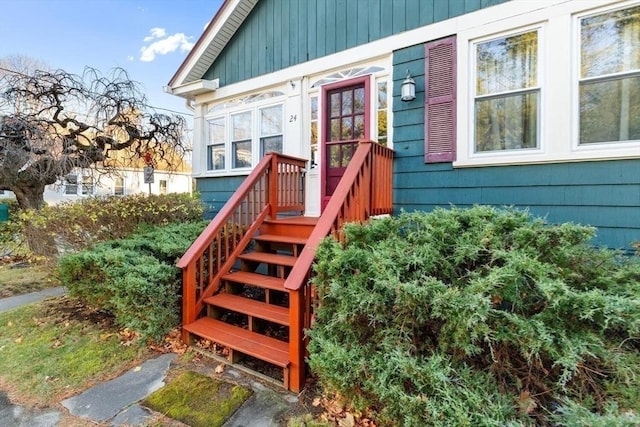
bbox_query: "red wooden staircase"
[177,140,393,392]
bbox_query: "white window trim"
[469,25,544,160]
[572,1,640,153]
[455,0,640,168]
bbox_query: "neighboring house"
[42,167,192,204]
[168,0,639,252]
[0,151,193,205]
[166,0,640,391]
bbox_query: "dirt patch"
[41,296,116,329]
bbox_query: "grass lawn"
[0,296,151,405]
[0,263,57,298]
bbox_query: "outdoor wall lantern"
[401,70,416,102]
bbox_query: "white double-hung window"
[473,29,540,153]
[578,4,640,145]
[206,95,284,173]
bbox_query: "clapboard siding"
[195,175,245,219]
[203,0,509,86]
[392,41,640,252]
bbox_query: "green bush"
[57,221,207,340]
[4,193,204,258]
[309,206,640,426]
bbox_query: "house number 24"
[289,115,297,122]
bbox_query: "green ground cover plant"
[0,297,149,403]
[57,221,207,341]
[143,371,251,427]
[309,206,640,426]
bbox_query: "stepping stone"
[62,353,176,423]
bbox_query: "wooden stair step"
[238,252,297,267]
[204,293,289,326]
[263,216,318,226]
[184,317,289,367]
[254,234,308,245]
[222,271,287,292]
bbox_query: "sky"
[0,0,224,119]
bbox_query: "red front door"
[321,76,371,210]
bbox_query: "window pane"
[208,144,225,170]
[341,117,353,139]
[330,118,341,140]
[232,112,252,140]
[65,175,78,195]
[209,117,225,144]
[330,92,341,117]
[475,91,538,152]
[377,82,387,109]
[354,115,365,139]
[581,5,640,78]
[261,135,283,156]
[232,140,252,168]
[354,87,365,114]
[342,90,353,115]
[82,176,93,195]
[476,31,538,95]
[114,177,125,196]
[377,110,388,145]
[580,76,640,143]
[260,105,282,136]
[311,97,318,120]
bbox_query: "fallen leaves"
[313,395,377,427]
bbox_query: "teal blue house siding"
[392,44,640,252]
[203,0,510,86]
[196,176,245,219]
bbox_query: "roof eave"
[164,79,220,99]
[168,0,258,88]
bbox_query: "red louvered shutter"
[424,36,456,163]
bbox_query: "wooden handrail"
[285,139,393,391]
[177,152,307,331]
[285,140,393,292]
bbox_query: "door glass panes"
[342,91,353,115]
[474,30,539,152]
[330,93,341,117]
[326,84,367,142]
[579,5,640,144]
[354,87,365,113]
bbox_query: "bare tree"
[0,64,188,210]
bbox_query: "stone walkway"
[0,287,298,426]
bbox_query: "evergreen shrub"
[309,206,640,426]
[3,193,204,258]
[57,221,207,340]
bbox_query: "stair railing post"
[289,287,305,392]
[268,154,279,219]
[182,262,196,343]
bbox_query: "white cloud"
[127,55,134,61]
[139,32,194,62]
[143,27,166,42]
